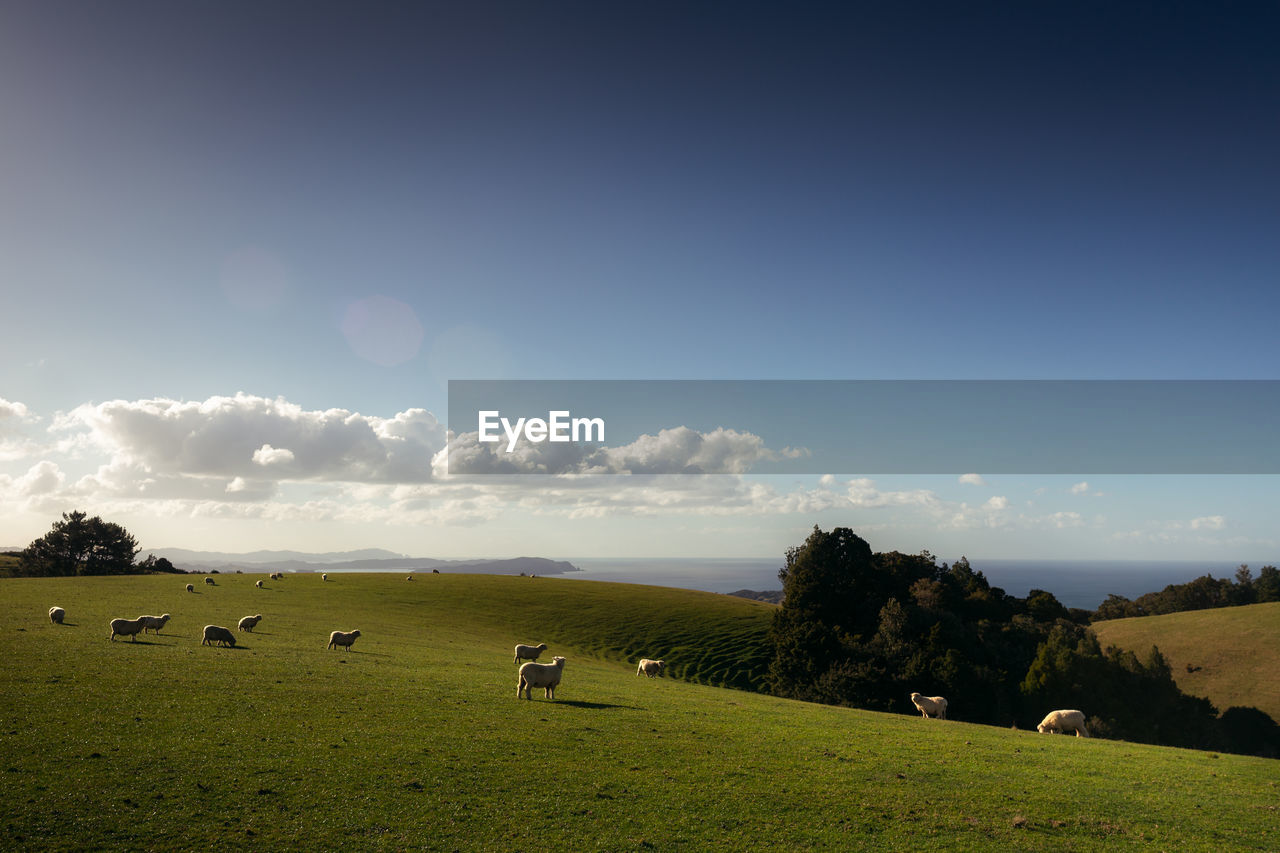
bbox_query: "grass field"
[1093,602,1280,721]
[2,573,1276,851]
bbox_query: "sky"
[1,2,1278,568]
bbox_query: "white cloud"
[1190,515,1226,531]
[1048,511,1084,528]
[958,473,986,486]
[984,495,1010,510]
[13,460,64,496]
[253,444,296,466]
[1069,481,1090,495]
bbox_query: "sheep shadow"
[553,700,635,711]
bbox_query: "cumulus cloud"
[442,426,798,476]
[1048,511,1084,528]
[958,473,986,486]
[1069,481,1090,495]
[0,398,31,423]
[984,495,1010,510]
[13,460,64,496]
[63,393,445,484]
[1190,515,1226,531]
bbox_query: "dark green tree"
[19,511,140,576]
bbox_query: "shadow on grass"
[554,699,636,710]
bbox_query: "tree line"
[766,526,1278,758]
[1093,564,1280,620]
[6,511,178,577]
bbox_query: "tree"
[19,511,140,576]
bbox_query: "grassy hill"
[1093,601,1280,721]
[1,573,1275,851]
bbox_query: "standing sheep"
[109,617,147,642]
[517,656,566,700]
[513,642,548,664]
[636,659,665,678]
[1037,709,1089,737]
[49,606,65,625]
[910,692,948,720]
[139,614,171,634]
[202,624,236,647]
[204,577,215,586]
[255,579,264,589]
[238,614,263,632]
[327,629,360,650]
[186,583,195,593]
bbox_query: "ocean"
[564,557,1253,611]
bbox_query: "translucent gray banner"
[446,380,1280,474]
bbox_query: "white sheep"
[910,692,948,719]
[517,656,566,700]
[139,613,171,634]
[406,575,414,581]
[513,642,548,664]
[322,573,328,582]
[109,617,147,642]
[327,629,360,650]
[204,577,215,586]
[48,606,65,624]
[255,580,264,589]
[238,614,263,632]
[636,659,665,678]
[202,624,236,647]
[1037,709,1089,737]
[186,583,195,593]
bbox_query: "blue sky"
[1,3,1277,566]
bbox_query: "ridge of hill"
[1092,601,1280,720]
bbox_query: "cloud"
[958,473,986,486]
[1048,511,1084,528]
[1190,515,1226,531]
[1069,482,1090,495]
[442,426,799,476]
[0,398,31,423]
[63,393,445,484]
[12,461,65,496]
[984,496,1010,510]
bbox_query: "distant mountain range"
[143,547,581,577]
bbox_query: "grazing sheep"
[202,624,236,647]
[238,614,263,632]
[327,629,360,650]
[517,656,566,700]
[109,617,147,642]
[322,573,328,582]
[636,659,665,678]
[186,583,194,593]
[513,642,548,664]
[910,692,948,720]
[48,606,65,624]
[406,575,414,581]
[204,577,215,586]
[139,613,171,634]
[255,579,264,589]
[1037,709,1089,737]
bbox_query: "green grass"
[2,573,1276,851]
[1093,601,1280,721]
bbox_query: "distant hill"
[728,589,783,604]
[143,547,581,577]
[1093,601,1280,720]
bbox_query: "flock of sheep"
[46,575,1089,731]
[910,691,1090,737]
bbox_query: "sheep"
[49,606,65,624]
[204,577,215,586]
[517,656,566,700]
[139,613,171,634]
[109,617,147,642]
[636,658,665,678]
[255,580,264,589]
[1037,709,1089,737]
[327,629,360,650]
[322,573,328,582]
[406,575,414,581]
[513,642,548,664]
[238,614,263,632]
[910,693,948,719]
[202,624,236,647]
[186,583,195,593]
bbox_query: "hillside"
[1,574,1275,851]
[1093,601,1280,720]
